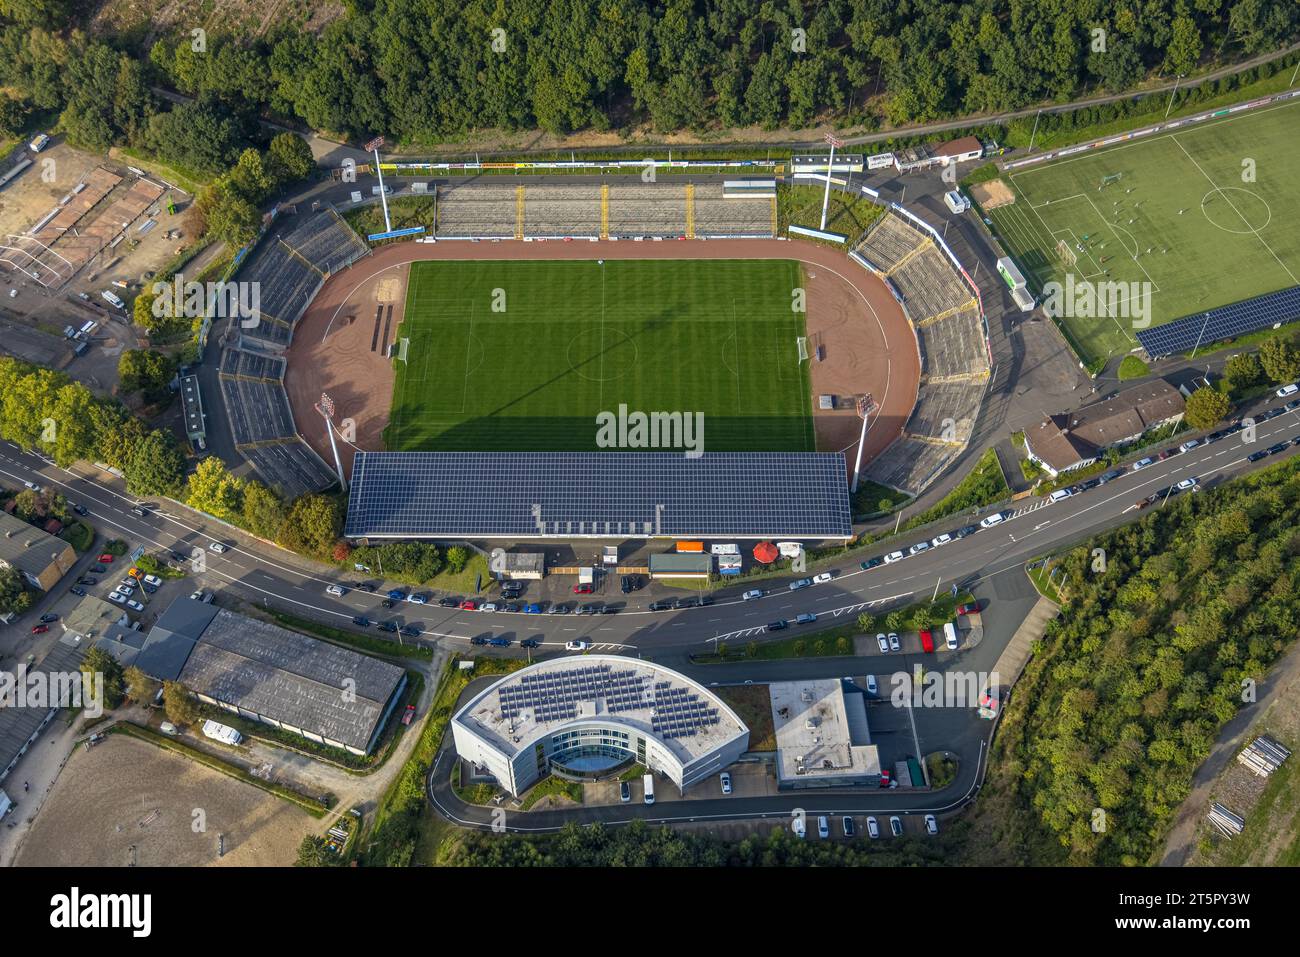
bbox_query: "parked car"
[435,597,456,608]
[648,600,672,611]
[883,549,906,563]
[325,584,347,597]
[843,816,856,838]
[1179,439,1200,453]
[817,816,830,839]
[407,592,428,604]
[142,574,162,587]
[31,625,48,634]
[866,816,880,839]
[1048,488,1073,504]
[352,616,371,627]
[919,628,935,652]
[767,619,788,631]
[1268,442,1289,455]
[97,554,114,564]
[1131,457,1155,471]
[388,589,407,601]
[470,636,489,645]
[742,589,763,601]
[979,511,1009,528]
[925,814,939,835]
[956,601,979,615]
[876,633,889,653]
[573,583,595,594]
[525,603,542,614]
[1277,383,1299,398]
[865,674,878,696]
[488,637,511,647]
[69,586,86,597]
[190,590,212,603]
[355,582,377,593]
[565,640,590,651]
[126,599,145,612]
[72,503,88,516]
[549,603,571,615]
[459,599,478,611]
[89,564,106,574]
[720,772,732,795]
[789,578,812,591]
[402,705,416,726]
[77,577,96,586]
[503,603,521,614]
[888,632,900,652]
[954,525,979,539]
[401,626,421,638]
[520,638,541,649]
[930,533,953,548]
[480,602,499,613]
[1098,469,1125,484]
[908,541,930,556]
[860,556,884,569]
[620,781,632,803]
[812,572,835,584]
[378,621,398,633]
[795,613,817,625]
[38,613,58,623]
[207,542,227,554]
[1175,477,1199,492]
[889,816,904,837]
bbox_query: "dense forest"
[969,457,1300,866]
[3,0,1299,145]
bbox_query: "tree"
[242,480,287,540]
[163,680,200,726]
[266,131,315,185]
[118,349,175,399]
[125,429,186,496]
[1184,387,1231,430]
[857,612,876,632]
[1223,353,1263,393]
[0,93,30,137]
[913,606,934,631]
[885,609,906,632]
[124,665,158,704]
[295,834,338,867]
[0,566,32,616]
[186,456,245,522]
[199,182,261,248]
[445,546,469,573]
[81,646,125,710]
[1259,337,1300,384]
[278,494,342,559]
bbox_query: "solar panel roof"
[1137,284,1300,357]
[344,451,853,539]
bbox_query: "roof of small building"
[0,511,69,581]
[935,135,983,157]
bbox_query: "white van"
[101,290,125,309]
[642,773,655,805]
[159,722,178,736]
[943,621,959,650]
[943,190,970,214]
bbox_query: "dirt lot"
[14,732,316,867]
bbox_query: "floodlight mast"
[819,134,844,232]
[366,136,393,233]
[850,393,875,494]
[316,392,347,491]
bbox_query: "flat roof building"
[770,679,881,788]
[0,511,76,591]
[116,597,407,755]
[345,451,853,542]
[452,655,748,797]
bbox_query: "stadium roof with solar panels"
[453,656,748,765]
[343,451,853,541]
[1136,285,1300,358]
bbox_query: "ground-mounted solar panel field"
[386,259,815,452]
[988,98,1300,365]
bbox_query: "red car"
[573,584,594,594]
[97,554,114,563]
[460,599,479,610]
[879,769,892,788]
[956,602,979,616]
[919,629,935,653]
[402,704,416,726]
[31,625,48,634]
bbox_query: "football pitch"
[386,259,815,452]
[989,98,1300,364]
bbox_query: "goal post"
[1099,172,1123,188]
[796,336,809,361]
[1056,239,1078,267]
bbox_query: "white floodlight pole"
[819,134,843,232]
[850,394,875,494]
[318,393,347,491]
[374,148,392,233]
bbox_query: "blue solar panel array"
[1137,284,1300,357]
[344,451,852,539]
[495,665,720,741]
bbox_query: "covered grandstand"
[852,210,990,495]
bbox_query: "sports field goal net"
[1056,239,1078,267]
[797,336,809,361]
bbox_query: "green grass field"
[989,98,1300,365]
[386,259,814,452]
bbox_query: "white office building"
[452,656,749,797]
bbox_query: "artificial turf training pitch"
[386,259,815,453]
[988,98,1300,364]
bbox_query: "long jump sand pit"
[15,732,315,867]
[969,179,1016,210]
